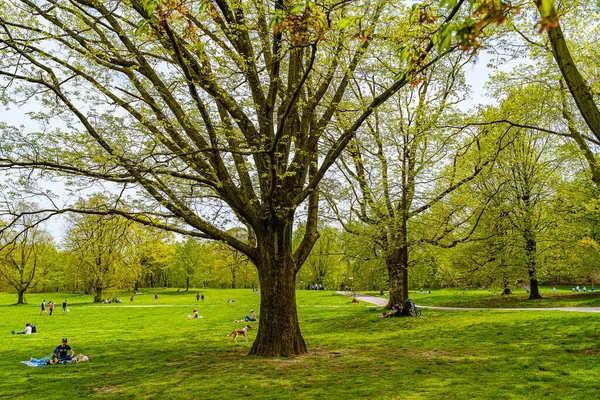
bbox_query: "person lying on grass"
[234,310,257,323]
[29,353,88,366]
[379,303,402,318]
[50,338,75,364]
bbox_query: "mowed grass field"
[1,288,600,399]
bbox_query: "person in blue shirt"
[379,303,402,318]
[50,338,74,364]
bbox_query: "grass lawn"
[1,288,600,399]
[366,286,600,308]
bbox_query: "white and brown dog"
[227,324,252,343]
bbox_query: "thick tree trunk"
[386,213,410,314]
[386,251,409,313]
[545,21,600,143]
[528,270,542,300]
[94,287,103,303]
[186,277,190,292]
[502,277,511,295]
[249,220,307,357]
[17,289,25,304]
[525,232,542,300]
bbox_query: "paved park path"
[335,291,600,313]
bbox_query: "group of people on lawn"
[18,291,256,366]
[39,299,68,316]
[29,338,87,365]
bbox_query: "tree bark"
[17,289,25,304]
[386,209,410,314]
[94,287,103,303]
[525,232,542,300]
[528,269,542,300]
[544,20,600,143]
[249,219,307,357]
[386,247,409,313]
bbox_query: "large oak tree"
[0,0,471,355]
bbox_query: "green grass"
[366,286,600,308]
[2,288,600,399]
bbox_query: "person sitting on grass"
[50,338,75,364]
[235,310,257,322]
[379,303,402,318]
[186,309,202,319]
[13,323,35,334]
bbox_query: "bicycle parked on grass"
[405,298,421,317]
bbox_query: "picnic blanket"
[21,358,76,367]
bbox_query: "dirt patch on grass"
[262,347,357,370]
[404,349,468,361]
[173,370,191,376]
[94,386,120,393]
[578,348,600,356]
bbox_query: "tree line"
[0,201,258,303]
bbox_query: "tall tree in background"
[294,225,345,290]
[127,225,174,291]
[171,237,210,291]
[330,56,508,311]
[64,197,133,302]
[0,213,55,304]
[0,0,477,355]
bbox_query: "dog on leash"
[227,324,252,343]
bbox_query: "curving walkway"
[335,291,600,313]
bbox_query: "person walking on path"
[40,300,46,315]
[62,300,68,314]
[196,293,200,302]
[49,301,54,316]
